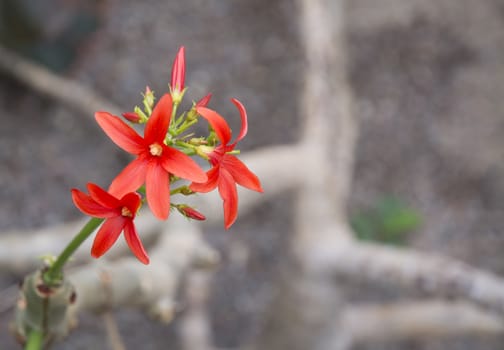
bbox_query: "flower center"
[149,143,163,156]
[121,207,133,217]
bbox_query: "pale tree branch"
[0,45,121,116]
[68,215,218,319]
[256,0,356,349]
[315,238,504,316]
[183,144,303,221]
[0,214,163,274]
[295,0,356,243]
[102,312,126,350]
[178,270,215,350]
[342,301,504,343]
[295,0,356,261]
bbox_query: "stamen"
[121,207,133,217]
[149,143,163,156]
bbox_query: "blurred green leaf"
[350,196,422,246]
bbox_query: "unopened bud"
[196,93,212,108]
[178,205,206,221]
[180,186,194,195]
[189,137,207,146]
[170,47,186,105]
[143,86,155,110]
[122,112,141,123]
[187,94,212,121]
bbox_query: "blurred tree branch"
[342,301,504,343]
[68,214,218,320]
[0,45,119,116]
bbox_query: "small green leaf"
[350,196,422,246]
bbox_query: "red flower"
[95,94,207,220]
[189,99,263,229]
[71,183,149,264]
[170,46,185,102]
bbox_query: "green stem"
[176,119,198,135]
[43,217,104,285]
[170,185,191,195]
[25,330,43,350]
[171,103,179,126]
[174,140,197,152]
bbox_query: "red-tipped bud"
[143,86,155,110]
[187,93,212,121]
[196,93,212,108]
[171,46,185,93]
[122,112,141,123]
[178,205,206,221]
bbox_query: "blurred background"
[1,0,504,349]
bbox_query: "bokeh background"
[1,0,504,349]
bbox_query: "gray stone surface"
[2,0,504,348]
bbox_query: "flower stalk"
[24,330,43,350]
[43,217,104,286]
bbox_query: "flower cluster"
[72,47,263,264]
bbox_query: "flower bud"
[180,186,195,195]
[122,112,141,123]
[170,47,186,104]
[189,137,207,146]
[178,205,206,221]
[143,86,155,111]
[187,93,213,121]
[196,93,212,108]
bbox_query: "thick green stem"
[25,330,43,350]
[43,217,104,285]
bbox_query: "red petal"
[87,183,120,208]
[120,192,142,215]
[145,94,172,144]
[95,112,145,154]
[71,189,117,218]
[123,220,150,264]
[109,157,148,198]
[218,169,238,229]
[196,107,232,145]
[230,98,248,145]
[91,216,125,258]
[189,166,219,193]
[222,155,263,192]
[171,46,185,91]
[146,162,170,220]
[160,146,207,183]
